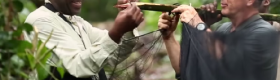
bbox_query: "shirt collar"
[235,14,262,31]
[43,2,83,23]
[45,0,51,3]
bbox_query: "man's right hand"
[199,1,222,26]
[109,3,144,43]
[158,12,180,40]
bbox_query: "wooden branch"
[116,2,280,22]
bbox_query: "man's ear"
[263,0,270,6]
[246,0,255,6]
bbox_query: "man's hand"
[109,3,144,43]
[172,5,203,27]
[158,12,179,39]
[200,1,222,26]
[117,0,139,11]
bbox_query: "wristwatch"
[196,23,208,31]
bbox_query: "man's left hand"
[172,5,204,27]
[117,0,139,11]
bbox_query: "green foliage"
[270,0,280,14]
[0,0,64,80]
[80,0,119,22]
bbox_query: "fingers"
[160,12,172,20]
[158,13,172,29]
[172,14,180,25]
[213,0,217,6]
[201,5,206,10]
[159,19,171,25]
[172,5,189,13]
[133,3,144,24]
[158,20,170,30]
[131,0,139,2]
[126,2,143,24]
[128,2,136,11]
[117,0,127,5]
[172,5,198,15]
[200,3,217,13]
[217,14,221,18]
[135,10,144,24]
[209,3,215,13]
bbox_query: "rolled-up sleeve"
[83,21,139,67]
[25,17,122,78]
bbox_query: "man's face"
[221,0,247,16]
[51,0,82,15]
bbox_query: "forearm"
[109,29,124,44]
[107,30,139,66]
[163,34,181,73]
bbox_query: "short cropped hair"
[254,0,264,8]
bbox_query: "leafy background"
[0,0,279,80]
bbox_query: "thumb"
[174,14,180,22]
[172,14,180,25]
[123,3,133,10]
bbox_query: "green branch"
[130,2,280,22]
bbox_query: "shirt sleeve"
[243,27,279,79]
[83,21,139,67]
[25,17,126,78]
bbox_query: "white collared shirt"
[24,2,139,79]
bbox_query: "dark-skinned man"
[158,0,279,80]
[24,0,143,80]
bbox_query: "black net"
[179,13,279,80]
[107,29,164,80]
[180,22,223,80]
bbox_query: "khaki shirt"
[24,4,139,78]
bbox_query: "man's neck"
[228,9,259,31]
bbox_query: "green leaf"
[4,39,21,49]
[12,0,24,12]
[55,60,65,78]
[12,26,23,37]
[37,29,53,56]
[0,53,2,60]
[36,40,52,64]
[21,23,33,35]
[0,31,10,46]
[56,67,65,78]
[15,69,29,78]
[16,40,32,53]
[0,15,5,27]
[11,55,25,68]
[36,64,50,80]
[26,53,35,69]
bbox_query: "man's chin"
[221,10,229,17]
[67,10,81,15]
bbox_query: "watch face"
[197,23,206,30]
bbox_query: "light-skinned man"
[158,0,279,80]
